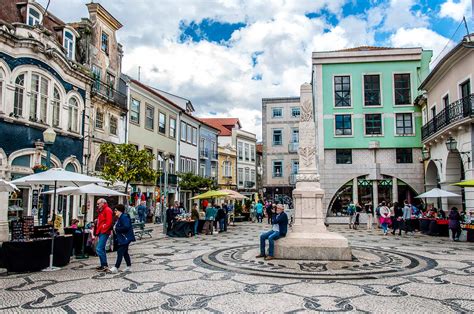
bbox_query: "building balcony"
[422,94,474,141]
[289,174,297,185]
[200,149,209,159]
[91,79,128,110]
[210,150,218,160]
[288,142,299,153]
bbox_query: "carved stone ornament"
[299,146,316,167]
[300,99,313,122]
[296,173,320,182]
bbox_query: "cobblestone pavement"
[1,222,473,313]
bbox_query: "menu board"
[23,216,34,240]
[10,216,35,241]
[33,225,53,239]
[11,220,24,241]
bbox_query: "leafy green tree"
[178,172,216,195]
[99,143,158,193]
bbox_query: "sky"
[38,0,473,140]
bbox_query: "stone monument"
[274,83,352,260]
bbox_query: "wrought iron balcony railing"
[91,79,128,110]
[200,149,208,159]
[422,94,474,141]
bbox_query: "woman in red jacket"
[95,198,113,271]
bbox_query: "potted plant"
[32,164,48,173]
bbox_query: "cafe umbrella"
[12,168,107,271]
[451,179,474,187]
[191,190,230,200]
[218,189,248,200]
[415,188,461,198]
[0,179,18,192]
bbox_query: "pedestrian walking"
[191,203,200,236]
[347,200,356,229]
[448,207,462,241]
[354,201,362,230]
[379,201,391,235]
[391,202,403,235]
[265,202,273,224]
[137,201,147,223]
[95,198,113,271]
[255,200,264,223]
[402,200,413,235]
[216,205,226,232]
[365,201,373,230]
[108,204,135,273]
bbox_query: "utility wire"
[431,19,465,65]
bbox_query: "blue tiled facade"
[199,126,219,179]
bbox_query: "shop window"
[396,148,412,163]
[336,149,352,164]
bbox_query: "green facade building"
[311,47,432,217]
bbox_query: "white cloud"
[439,0,472,21]
[382,0,430,31]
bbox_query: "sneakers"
[107,266,118,274]
[264,256,274,261]
[96,266,108,272]
[255,254,266,258]
[124,266,131,272]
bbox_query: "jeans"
[138,213,145,223]
[219,219,225,231]
[404,219,412,234]
[450,226,461,240]
[381,222,389,234]
[96,233,110,267]
[257,213,263,223]
[348,214,355,227]
[194,220,199,235]
[115,243,131,268]
[224,214,228,231]
[260,230,281,257]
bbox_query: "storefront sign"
[32,190,39,208]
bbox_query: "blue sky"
[40,0,472,139]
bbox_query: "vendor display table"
[461,224,474,242]
[419,218,449,237]
[0,235,73,273]
[167,221,194,237]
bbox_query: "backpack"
[347,204,356,215]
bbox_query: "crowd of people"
[345,199,465,241]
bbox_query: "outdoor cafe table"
[167,220,194,237]
[0,235,73,273]
[419,218,449,236]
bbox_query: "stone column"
[353,178,358,203]
[0,192,9,242]
[372,181,378,207]
[392,177,398,204]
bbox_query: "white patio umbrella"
[42,184,126,196]
[415,188,461,198]
[11,168,107,271]
[0,179,18,192]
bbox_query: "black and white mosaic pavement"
[1,223,473,313]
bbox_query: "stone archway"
[425,160,440,190]
[444,152,464,210]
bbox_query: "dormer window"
[27,6,42,26]
[101,32,109,55]
[63,30,75,60]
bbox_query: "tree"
[99,143,158,193]
[178,172,216,195]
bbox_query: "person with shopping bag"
[108,204,136,273]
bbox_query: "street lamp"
[162,152,170,234]
[421,146,430,161]
[41,127,56,225]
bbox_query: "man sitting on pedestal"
[256,204,288,261]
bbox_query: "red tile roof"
[199,118,241,136]
[335,46,397,52]
[256,143,263,154]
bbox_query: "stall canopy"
[0,179,18,192]
[191,190,230,200]
[218,189,248,200]
[451,179,474,187]
[42,184,126,196]
[415,188,461,198]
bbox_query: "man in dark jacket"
[108,204,136,273]
[256,204,288,261]
[95,198,113,271]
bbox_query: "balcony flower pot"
[32,165,48,173]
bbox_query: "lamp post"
[162,152,170,234]
[41,127,56,225]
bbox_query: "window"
[460,80,471,99]
[250,145,255,161]
[30,73,49,122]
[245,143,250,161]
[200,164,206,177]
[106,73,115,98]
[365,114,382,135]
[27,6,42,26]
[63,30,75,60]
[273,129,282,145]
[145,105,154,130]
[52,87,60,127]
[443,94,449,108]
[110,116,118,135]
[101,32,109,55]
[291,107,300,118]
[336,149,352,164]
[95,110,104,129]
[291,160,299,174]
[396,113,413,135]
[272,107,282,118]
[238,168,244,186]
[14,74,25,116]
[273,161,283,177]
[211,165,217,178]
[200,138,205,155]
[223,161,232,177]
[394,74,411,105]
[334,75,351,107]
[211,141,217,157]
[180,157,185,173]
[145,148,154,167]
[192,160,197,174]
[396,148,412,163]
[129,98,140,124]
[431,106,436,120]
[181,122,187,141]
[158,112,166,134]
[237,142,243,160]
[364,74,381,106]
[92,65,101,90]
[250,169,256,183]
[169,117,176,138]
[245,168,250,183]
[192,127,197,145]
[68,97,79,132]
[335,114,352,136]
[291,128,299,143]
[186,124,192,143]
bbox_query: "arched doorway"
[444,152,464,210]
